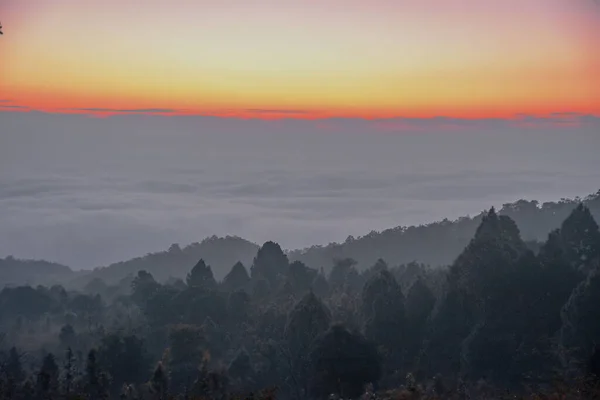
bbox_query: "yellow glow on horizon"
[1,0,599,118]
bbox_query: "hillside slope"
[75,235,260,285]
[0,256,76,287]
[290,190,600,270]
[3,191,599,287]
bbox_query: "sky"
[1,0,600,119]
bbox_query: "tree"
[362,270,406,373]
[252,279,270,301]
[97,334,151,394]
[311,270,329,298]
[360,258,389,286]
[131,270,160,306]
[63,347,76,396]
[227,290,251,326]
[0,286,53,321]
[404,278,435,366]
[1,347,24,399]
[168,325,205,393]
[589,346,600,378]
[190,360,228,400]
[422,210,528,380]
[284,292,331,397]
[84,278,108,296]
[228,348,255,393]
[251,241,289,287]
[405,278,435,323]
[186,259,217,289]
[59,324,76,349]
[286,261,318,296]
[5,347,25,384]
[561,268,600,376]
[328,258,361,292]
[559,204,600,271]
[85,349,109,400]
[286,292,331,352]
[222,262,250,292]
[309,324,381,399]
[150,362,169,400]
[37,353,59,399]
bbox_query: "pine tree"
[63,347,76,396]
[150,362,169,400]
[37,353,59,400]
[186,259,217,289]
[85,349,108,400]
[222,262,250,291]
[6,347,25,384]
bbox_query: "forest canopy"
[1,191,600,399]
[2,190,599,289]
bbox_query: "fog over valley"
[1,111,599,270]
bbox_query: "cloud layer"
[1,112,599,269]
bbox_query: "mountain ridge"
[2,190,599,288]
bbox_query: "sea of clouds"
[1,112,599,269]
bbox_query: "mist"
[1,111,599,269]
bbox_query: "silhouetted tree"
[222,262,250,292]
[5,347,24,385]
[284,292,331,397]
[228,348,255,393]
[186,259,217,289]
[362,269,406,373]
[59,324,76,349]
[328,258,360,292]
[559,204,600,272]
[85,349,109,400]
[97,333,150,394]
[311,270,329,298]
[251,242,289,287]
[150,362,168,400]
[63,347,76,396]
[131,270,160,306]
[36,353,59,400]
[286,261,318,296]
[168,325,205,393]
[227,290,251,326]
[310,324,381,399]
[404,278,435,366]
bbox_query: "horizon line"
[1,105,600,122]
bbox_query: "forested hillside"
[2,191,599,289]
[0,257,75,288]
[1,199,600,399]
[291,190,600,270]
[74,236,260,285]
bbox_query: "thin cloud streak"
[1,109,599,131]
[245,109,313,115]
[0,105,29,109]
[69,107,180,114]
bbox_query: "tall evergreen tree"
[251,241,289,287]
[284,292,332,397]
[150,362,169,400]
[362,269,406,372]
[222,262,250,292]
[186,259,217,289]
[63,347,76,396]
[36,353,59,400]
[309,324,381,399]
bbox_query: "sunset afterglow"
[1,0,600,119]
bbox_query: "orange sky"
[1,0,600,119]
